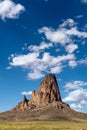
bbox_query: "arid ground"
[0,121,87,130]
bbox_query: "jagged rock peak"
[23,95,28,102]
[17,74,70,111]
[32,74,62,105]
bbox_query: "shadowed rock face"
[32,74,62,105]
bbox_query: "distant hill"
[0,74,87,121]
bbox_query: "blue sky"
[0,0,87,113]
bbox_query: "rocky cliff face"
[17,74,69,110]
[31,74,61,105]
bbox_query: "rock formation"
[32,74,61,105]
[1,73,87,121]
[17,74,69,111]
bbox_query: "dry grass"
[0,121,87,130]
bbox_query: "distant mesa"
[0,74,87,121]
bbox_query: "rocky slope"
[0,74,87,121]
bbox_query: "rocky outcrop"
[17,95,29,110]
[31,74,61,105]
[17,74,69,111]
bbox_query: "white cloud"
[39,27,70,45]
[21,91,32,96]
[39,19,87,46]
[9,50,75,79]
[80,100,87,105]
[8,18,87,80]
[64,80,87,90]
[65,27,87,38]
[63,80,87,112]
[10,52,39,67]
[78,57,87,65]
[68,60,77,67]
[59,18,77,28]
[70,103,82,109]
[65,43,78,53]
[81,0,87,3]
[50,66,63,74]
[68,57,87,67]
[27,70,44,80]
[63,89,87,102]
[28,41,53,52]
[0,0,25,20]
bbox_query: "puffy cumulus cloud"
[65,27,87,38]
[63,89,87,102]
[65,43,78,53]
[63,80,87,112]
[42,53,75,65]
[64,80,87,90]
[81,0,87,3]
[63,88,87,112]
[68,57,87,67]
[27,70,44,80]
[0,0,25,20]
[9,51,75,79]
[39,27,70,45]
[8,18,87,80]
[10,52,39,67]
[50,66,63,74]
[39,19,87,45]
[21,91,32,96]
[28,41,53,52]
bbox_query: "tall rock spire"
[32,74,62,105]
